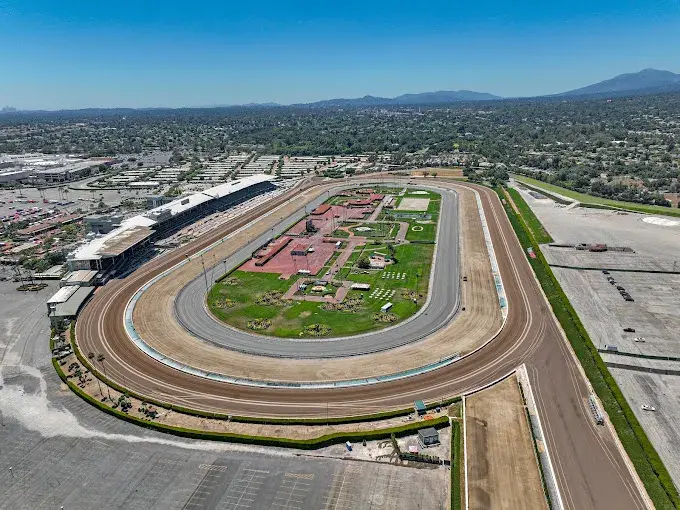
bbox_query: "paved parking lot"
[552,268,680,357]
[514,183,680,490]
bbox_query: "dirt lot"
[397,197,430,211]
[132,183,501,383]
[466,376,547,510]
[411,168,464,178]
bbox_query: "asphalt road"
[173,187,460,358]
[76,178,648,509]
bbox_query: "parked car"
[634,337,645,343]
[641,405,656,412]
[623,327,635,333]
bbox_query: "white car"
[634,337,646,343]
[641,405,656,412]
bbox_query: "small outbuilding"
[414,399,427,416]
[418,427,440,448]
[291,244,308,256]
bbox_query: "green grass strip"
[504,188,554,244]
[450,420,462,510]
[513,175,680,217]
[496,187,680,509]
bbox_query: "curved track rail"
[76,178,648,509]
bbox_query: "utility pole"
[415,272,420,302]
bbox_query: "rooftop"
[47,285,79,305]
[418,427,439,437]
[61,269,98,283]
[52,286,95,317]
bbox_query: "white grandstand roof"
[201,174,275,199]
[145,192,213,219]
[68,173,275,263]
[68,222,153,262]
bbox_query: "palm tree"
[96,354,112,401]
[88,352,104,398]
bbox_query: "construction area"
[513,180,680,488]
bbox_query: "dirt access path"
[466,375,547,510]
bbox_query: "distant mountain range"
[2,69,680,113]
[557,68,680,98]
[296,90,501,107]
[301,69,680,106]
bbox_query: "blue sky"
[1,0,679,109]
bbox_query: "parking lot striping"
[198,463,229,472]
[270,478,311,509]
[284,473,315,480]
[323,466,360,510]
[218,468,269,509]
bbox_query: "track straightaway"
[76,178,648,509]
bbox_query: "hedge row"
[70,322,460,426]
[498,187,680,509]
[55,355,449,448]
[451,420,462,510]
[504,188,554,244]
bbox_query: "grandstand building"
[67,174,277,272]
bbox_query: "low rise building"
[417,427,440,447]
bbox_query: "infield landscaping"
[207,188,441,338]
[208,243,435,337]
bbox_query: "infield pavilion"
[66,174,277,273]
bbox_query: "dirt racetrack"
[75,177,649,510]
[467,375,547,510]
[131,183,500,382]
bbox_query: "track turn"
[76,178,648,509]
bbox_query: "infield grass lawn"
[381,190,440,243]
[514,175,680,217]
[208,243,434,338]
